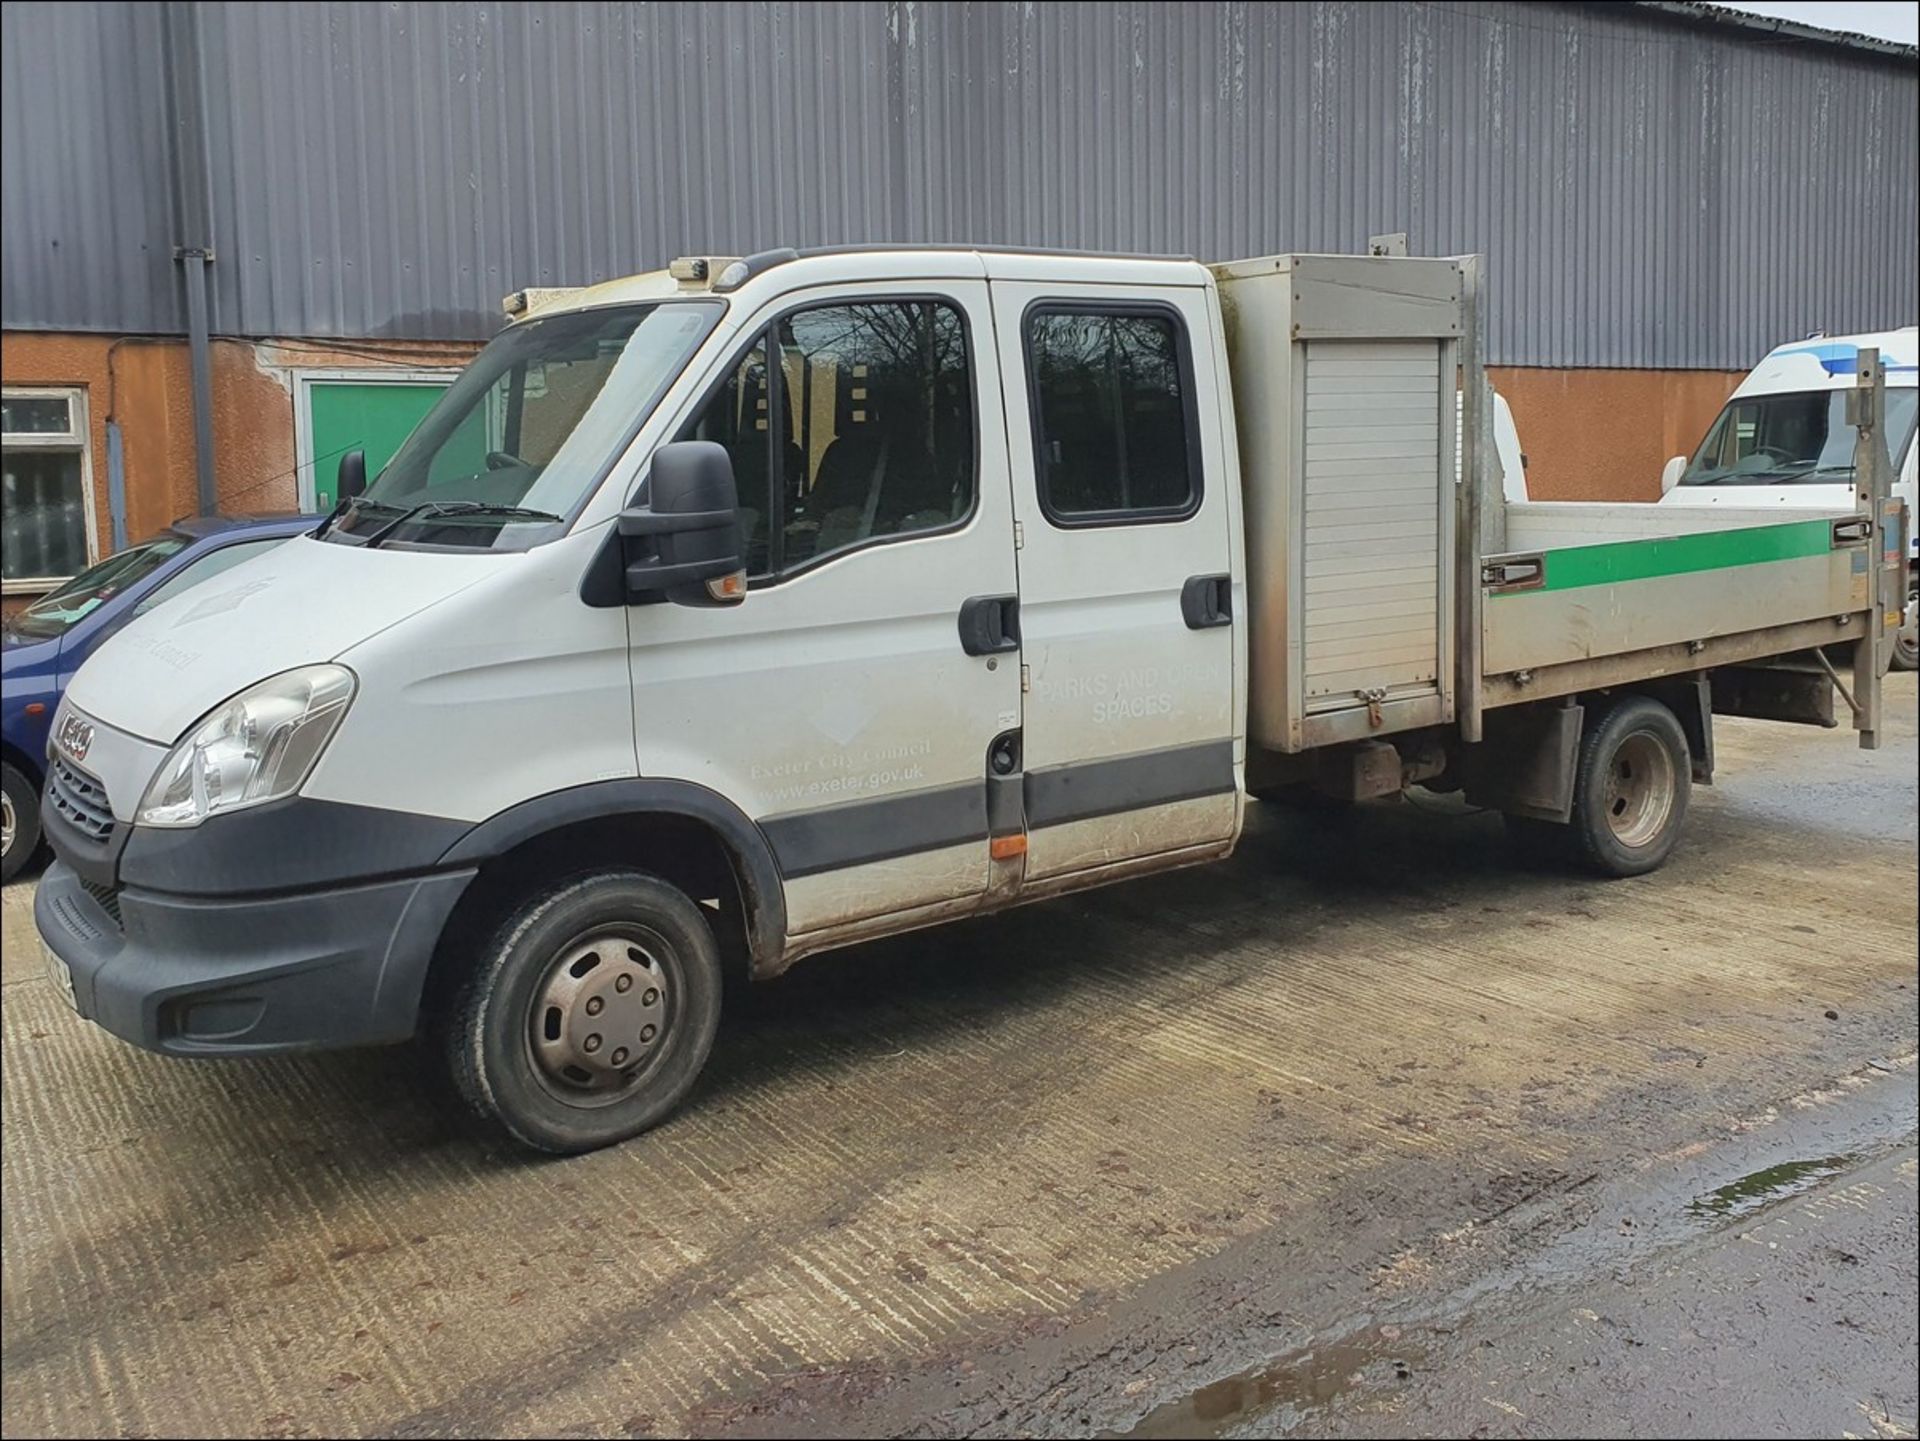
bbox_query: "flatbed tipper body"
[35,245,1907,1152]
[1214,253,1901,815]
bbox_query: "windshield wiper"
[362,500,564,549]
[312,492,386,539]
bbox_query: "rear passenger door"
[991,280,1239,883]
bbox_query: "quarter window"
[681,298,975,578]
[1025,306,1199,523]
[2,388,94,590]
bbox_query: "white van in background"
[1658,327,1919,668]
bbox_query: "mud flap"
[1458,700,1583,823]
[1712,667,1837,729]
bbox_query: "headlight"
[137,665,356,828]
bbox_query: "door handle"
[1180,573,1232,629]
[958,594,1021,655]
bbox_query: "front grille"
[48,754,114,844]
[80,879,124,928]
[49,888,108,945]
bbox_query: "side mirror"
[619,441,746,606]
[1660,455,1687,497]
[337,448,368,502]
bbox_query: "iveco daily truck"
[34,249,1907,1153]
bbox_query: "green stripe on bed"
[1496,518,1838,596]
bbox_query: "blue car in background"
[1,513,316,881]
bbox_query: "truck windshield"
[325,301,720,548]
[1681,388,1918,486]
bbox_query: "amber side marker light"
[990,834,1027,861]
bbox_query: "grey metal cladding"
[2,1,181,334]
[3,2,1915,368]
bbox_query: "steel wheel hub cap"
[1604,732,1675,849]
[531,934,670,1092]
[1,789,14,859]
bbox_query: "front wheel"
[1,762,41,884]
[1567,696,1691,878]
[442,870,724,1154]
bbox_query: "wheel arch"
[427,780,787,1009]
[1,739,44,791]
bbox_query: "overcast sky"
[1715,2,1920,44]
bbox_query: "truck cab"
[35,249,1250,1152]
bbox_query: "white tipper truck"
[34,249,1907,1153]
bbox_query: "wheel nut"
[640,1024,657,1042]
[585,996,604,1016]
[614,974,632,993]
[643,988,659,1005]
[584,1034,602,1053]
[611,1048,629,1066]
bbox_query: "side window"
[776,300,974,570]
[131,538,287,616]
[1025,306,1199,523]
[679,299,974,579]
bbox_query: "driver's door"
[623,280,1024,938]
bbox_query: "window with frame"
[2,388,93,589]
[1024,306,1199,523]
[679,298,975,578]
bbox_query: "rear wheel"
[1893,577,1918,671]
[442,870,723,1154]
[1566,696,1690,878]
[1,763,40,884]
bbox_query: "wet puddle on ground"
[1685,1154,1858,1221]
[1112,1332,1425,1439]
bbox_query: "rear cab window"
[1023,304,1202,525]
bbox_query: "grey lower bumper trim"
[34,860,474,1055]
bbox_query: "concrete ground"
[2,680,1916,1440]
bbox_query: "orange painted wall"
[2,331,480,557]
[1489,366,1743,502]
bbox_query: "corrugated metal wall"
[3,1,1914,367]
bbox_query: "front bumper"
[34,860,474,1055]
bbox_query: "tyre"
[1,762,40,884]
[1567,696,1690,878]
[1893,579,1918,672]
[442,870,724,1154]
